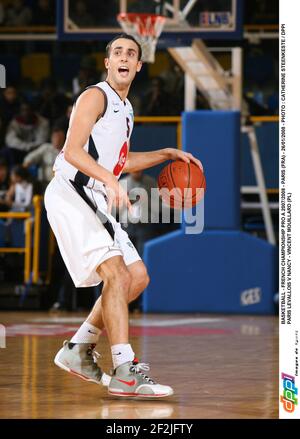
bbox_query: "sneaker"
[108,358,174,398]
[54,340,111,386]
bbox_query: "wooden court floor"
[0,312,278,419]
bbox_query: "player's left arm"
[123,148,203,173]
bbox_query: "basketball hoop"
[117,13,166,63]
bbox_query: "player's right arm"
[64,89,131,210]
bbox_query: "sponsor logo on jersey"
[113,142,128,177]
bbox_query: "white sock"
[111,343,135,369]
[70,321,102,344]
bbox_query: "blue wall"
[141,111,278,314]
[130,120,279,188]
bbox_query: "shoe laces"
[92,349,101,364]
[86,344,101,364]
[130,362,156,384]
[64,340,102,369]
[86,346,103,380]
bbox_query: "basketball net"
[117,13,166,63]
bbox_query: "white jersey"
[53,81,134,192]
[13,181,33,211]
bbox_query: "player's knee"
[110,267,131,292]
[142,272,150,290]
[122,269,132,291]
[134,266,150,292]
[100,259,132,293]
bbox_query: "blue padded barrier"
[141,111,278,314]
[182,111,241,229]
[142,230,277,314]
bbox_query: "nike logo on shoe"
[114,110,119,113]
[113,352,122,355]
[88,330,97,334]
[116,378,136,387]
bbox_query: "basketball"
[157,160,206,209]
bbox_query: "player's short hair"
[105,33,142,61]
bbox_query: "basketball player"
[45,34,202,398]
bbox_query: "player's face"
[105,38,142,87]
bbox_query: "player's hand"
[166,148,203,171]
[105,175,132,213]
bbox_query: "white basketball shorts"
[44,174,141,287]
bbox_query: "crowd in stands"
[0,0,55,26]
[0,0,118,28]
[0,80,71,214]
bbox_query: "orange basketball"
[157,160,206,209]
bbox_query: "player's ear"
[104,58,109,69]
[136,60,142,72]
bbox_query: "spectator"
[23,125,65,188]
[5,101,49,164]
[5,165,34,212]
[0,85,21,145]
[5,0,32,26]
[34,79,70,126]
[32,0,55,26]
[72,56,99,97]
[142,77,172,116]
[0,158,10,212]
[70,1,94,28]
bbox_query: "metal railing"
[0,211,32,283]
[0,195,43,284]
[134,115,279,149]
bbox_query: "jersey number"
[126,116,130,138]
